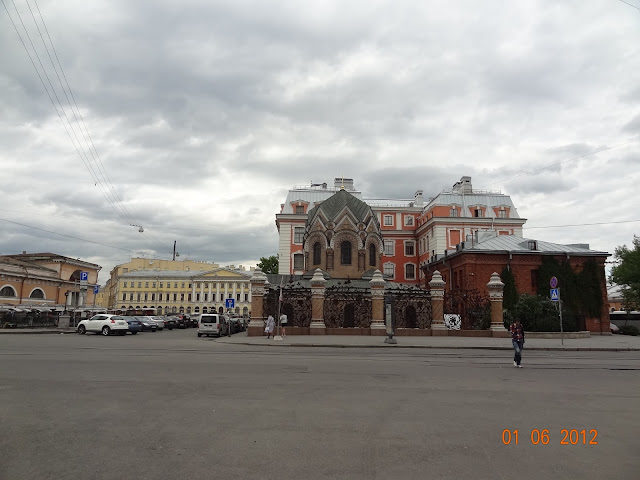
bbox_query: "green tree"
[610,236,640,311]
[503,294,565,332]
[257,255,279,274]
[577,259,604,317]
[501,266,518,311]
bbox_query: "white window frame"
[404,241,415,256]
[404,215,414,226]
[293,253,304,270]
[450,208,458,217]
[383,215,393,226]
[498,209,507,218]
[405,263,416,280]
[384,240,395,256]
[383,262,395,278]
[294,227,304,244]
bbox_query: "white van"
[197,314,229,337]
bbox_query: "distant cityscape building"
[102,258,254,315]
[276,176,526,283]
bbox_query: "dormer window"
[295,205,305,214]
[474,208,483,218]
[528,240,538,250]
[498,209,507,218]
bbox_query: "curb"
[0,330,77,334]
[217,341,640,352]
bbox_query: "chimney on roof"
[452,176,472,194]
[334,178,354,191]
[22,251,26,254]
[414,190,424,207]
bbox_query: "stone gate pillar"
[429,270,447,335]
[370,269,386,334]
[310,269,327,335]
[487,272,506,336]
[248,268,268,337]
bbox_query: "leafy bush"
[619,325,640,336]
[503,294,567,332]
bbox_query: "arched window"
[30,288,45,299]
[1,286,17,297]
[313,242,321,265]
[369,244,376,267]
[341,241,352,265]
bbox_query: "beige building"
[104,258,254,316]
[0,253,101,310]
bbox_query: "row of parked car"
[76,313,247,336]
[195,313,247,338]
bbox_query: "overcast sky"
[1,0,639,284]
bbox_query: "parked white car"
[77,314,129,336]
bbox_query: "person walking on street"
[265,315,275,339]
[280,313,288,337]
[510,318,525,368]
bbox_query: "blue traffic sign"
[93,285,100,294]
[550,288,559,302]
[80,272,88,281]
[225,298,235,309]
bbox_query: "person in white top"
[279,313,288,337]
[265,315,275,339]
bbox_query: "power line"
[618,0,640,12]
[30,0,139,226]
[3,0,134,225]
[3,0,143,229]
[0,217,136,252]
[525,219,640,230]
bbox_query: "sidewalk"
[2,328,639,351]
[0,328,77,334]
[215,332,640,351]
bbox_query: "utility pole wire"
[618,0,640,12]
[31,0,140,226]
[4,0,133,225]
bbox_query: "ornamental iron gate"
[385,283,432,329]
[262,281,312,327]
[324,282,372,328]
[444,289,491,330]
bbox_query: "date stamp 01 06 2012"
[502,429,599,446]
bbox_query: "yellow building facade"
[113,269,252,316]
[103,258,253,316]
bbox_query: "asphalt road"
[1,329,639,480]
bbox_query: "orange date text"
[502,429,598,445]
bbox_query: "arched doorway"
[344,304,355,328]
[218,306,224,314]
[282,303,294,324]
[405,305,417,329]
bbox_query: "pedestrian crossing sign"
[550,288,559,301]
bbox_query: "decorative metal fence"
[262,281,312,327]
[386,284,432,329]
[1,311,59,328]
[444,289,490,329]
[324,283,372,328]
